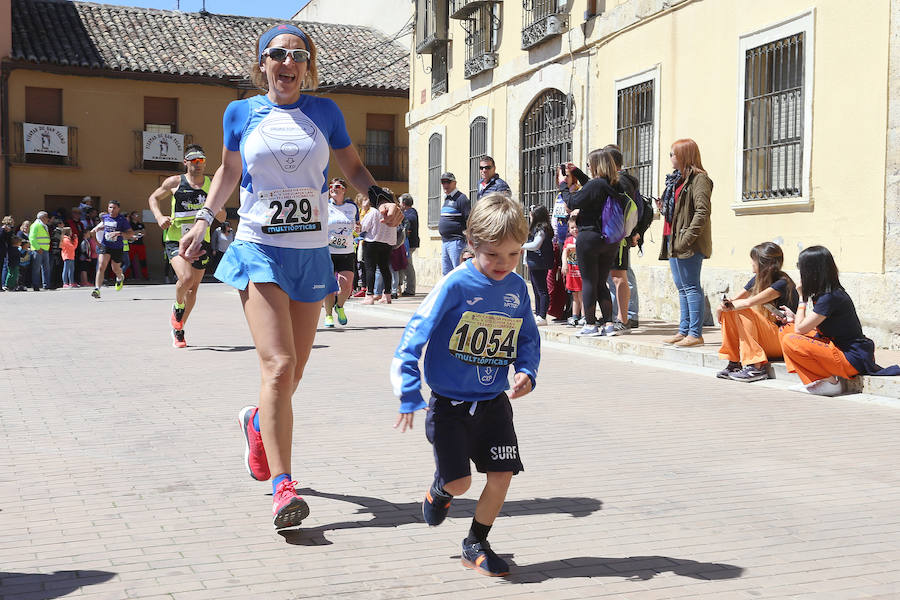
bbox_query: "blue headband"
[259,24,309,62]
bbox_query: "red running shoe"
[171,329,187,349]
[238,406,270,481]
[171,305,185,330]
[272,479,310,529]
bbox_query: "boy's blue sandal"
[422,486,452,526]
[461,538,509,576]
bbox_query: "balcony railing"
[11,122,78,166]
[450,0,501,19]
[522,0,568,49]
[464,52,498,79]
[359,144,409,182]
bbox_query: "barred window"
[462,5,498,79]
[521,89,573,214]
[742,33,804,200]
[432,44,449,98]
[469,117,487,200]
[428,133,443,227]
[616,80,654,197]
[522,0,567,50]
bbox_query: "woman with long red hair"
[658,139,713,347]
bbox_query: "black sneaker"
[729,365,768,383]
[461,538,509,576]
[716,361,742,379]
[422,484,452,526]
[627,318,639,329]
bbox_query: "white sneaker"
[805,377,843,397]
[576,325,600,337]
[534,316,547,326]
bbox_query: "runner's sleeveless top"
[164,175,212,243]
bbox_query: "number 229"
[269,199,311,225]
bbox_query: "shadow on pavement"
[187,345,256,352]
[316,325,407,332]
[0,570,116,599]
[499,555,744,583]
[278,488,602,546]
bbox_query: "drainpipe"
[1,62,10,215]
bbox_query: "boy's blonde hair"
[466,193,528,247]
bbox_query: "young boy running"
[392,193,540,577]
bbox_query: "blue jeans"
[608,266,639,322]
[441,238,466,275]
[62,259,75,285]
[32,249,50,289]
[669,253,705,338]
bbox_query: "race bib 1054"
[449,311,522,366]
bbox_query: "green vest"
[164,175,212,243]
[28,221,50,251]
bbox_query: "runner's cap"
[184,149,206,160]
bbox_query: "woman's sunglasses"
[264,47,311,63]
[330,184,345,190]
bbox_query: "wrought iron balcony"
[450,0,501,19]
[521,12,568,50]
[359,144,409,182]
[464,52,498,79]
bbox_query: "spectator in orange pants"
[779,246,878,396]
[716,242,798,383]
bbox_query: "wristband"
[195,207,215,226]
[798,301,807,309]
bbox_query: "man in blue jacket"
[476,156,511,200]
[438,172,470,275]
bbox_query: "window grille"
[432,44,449,97]
[416,0,450,54]
[616,80,654,197]
[428,133,443,227]
[742,32,804,200]
[463,5,498,78]
[521,89,573,214]
[469,117,488,199]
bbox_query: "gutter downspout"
[1,62,10,216]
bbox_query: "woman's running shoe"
[335,306,348,325]
[238,406,270,481]
[272,479,310,529]
[324,314,335,328]
[115,276,125,291]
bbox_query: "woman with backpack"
[561,148,628,337]
[658,138,713,348]
[522,205,554,326]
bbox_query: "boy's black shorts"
[425,391,523,487]
[164,241,210,271]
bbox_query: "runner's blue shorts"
[215,240,338,302]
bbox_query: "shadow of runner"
[0,570,116,599]
[500,555,744,583]
[278,488,602,546]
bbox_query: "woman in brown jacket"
[658,138,712,347]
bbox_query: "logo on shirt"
[313,284,325,289]
[258,113,318,173]
[503,293,520,309]
[466,296,484,306]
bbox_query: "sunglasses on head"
[264,47,311,63]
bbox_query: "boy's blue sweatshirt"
[391,260,540,413]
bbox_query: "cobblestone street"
[1,283,899,600]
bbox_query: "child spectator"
[562,216,583,326]
[716,242,798,382]
[522,205,554,326]
[18,240,32,289]
[60,227,77,288]
[392,192,540,578]
[5,236,22,291]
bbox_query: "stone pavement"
[1,283,900,600]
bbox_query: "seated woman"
[717,242,798,382]
[779,245,878,396]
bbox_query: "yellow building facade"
[406,0,900,349]
[2,0,409,275]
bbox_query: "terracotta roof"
[9,0,410,93]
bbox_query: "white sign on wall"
[142,132,184,162]
[23,123,68,156]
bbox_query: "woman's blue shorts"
[215,240,338,302]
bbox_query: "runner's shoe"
[272,479,310,529]
[171,329,186,349]
[171,305,186,330]
[114,277,124,291]
[335,306,348,325]
[91,288,101,299]
[324,314,335,328]
[461,538,509,576]
[422,485,452,526]
[238,406,270,481]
